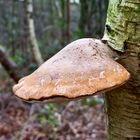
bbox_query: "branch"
[0,46,20,83]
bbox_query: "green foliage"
[38,36,62,59]
[38,114,47,124]
[38,104,58,127]
[12,55,25,66]
[73,28,86,40]
[81,97,104,107]
[28,63,38,72]
[58,20,65,29]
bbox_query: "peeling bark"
[103,0,140,139]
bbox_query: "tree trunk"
[103,0,140,139]
[65,0,70,44]
[79,0,88,37]
[60,0,66,46]
[0,46,20,83]
[25,0,43,66]
[60,0,70,46]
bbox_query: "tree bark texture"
[25,0,43,65]
[103,0,140,139]
[0,46,20,83]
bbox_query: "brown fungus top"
[13,38,130,102]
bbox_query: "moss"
[103,0,140,52]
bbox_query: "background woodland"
[0,0,108,140]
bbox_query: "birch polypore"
[13,38,129,102]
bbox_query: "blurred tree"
[79,0,108,38]
[60,0,71,46]
[24,0,43,65]
[79,0,89,37]
[60,0,65,46]
[65,0,71,44]
[104,0,140,139]
[50,0,55,25]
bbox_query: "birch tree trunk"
[103,0,140,139]
[25,0,43,65]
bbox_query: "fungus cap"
[13,38,130,102]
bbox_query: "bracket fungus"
[13,38,130,102]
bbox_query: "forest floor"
[0,93,106,140]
